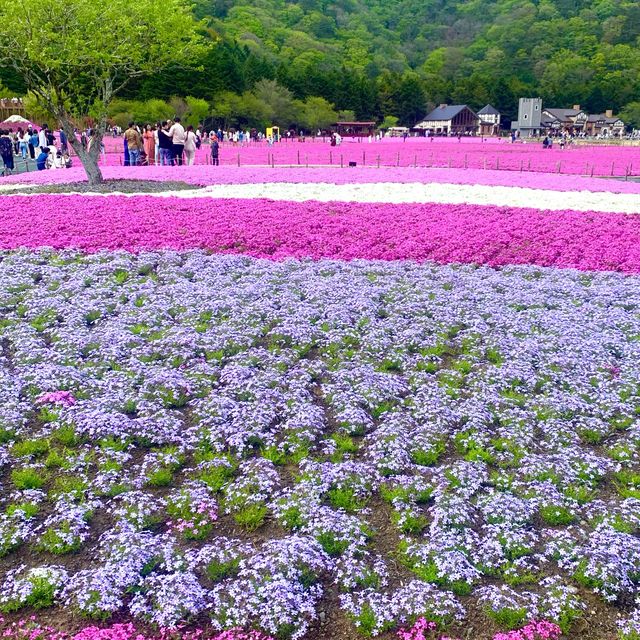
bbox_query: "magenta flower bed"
[3,165,640,194]
[94,137,640,177]
[1,195,640,272]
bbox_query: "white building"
[477,104,501,136]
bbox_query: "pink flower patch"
[36,391,76,406]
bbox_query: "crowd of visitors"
[0,123,72,174]
[118,121,277,166]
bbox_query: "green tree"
[0,82,13,99]
[212,91,269,129]
[380,115,399,130]
[0,0,206,184]
[253,79,300,127]
[620,102,640,130]
[185,97,210,128]
[298,97,337,131]
[108,98,174,127]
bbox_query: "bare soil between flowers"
[6,179,205,194]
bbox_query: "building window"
[524,114,528,119]
[535,105,539,110]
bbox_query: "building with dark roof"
[334,121,376,137]
[584,111,625,137]
[541,105,587,133]
[413,104,479,135]
[477,104,501,136]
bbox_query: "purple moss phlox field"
[1,195,640,272]
[2,253,640,638]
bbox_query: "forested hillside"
[3,0,640,127]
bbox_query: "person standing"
[14,128,22,155]
[154,124,160,166]
[158,121,173,166]
[29,129,39,158]
[38,125,48,153]
[0,130,14,173]
[211,137,219,166]
[167,117,185,166]
[18,129,29,159]
[142,124,155,166]
[124,122,142,166]
[59,128,68,154]
[183,125,197,166]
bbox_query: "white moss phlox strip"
[1,181,638,214]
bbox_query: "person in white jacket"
[167,117,186,166]
[38,125,48,151]
[183,125,197,166]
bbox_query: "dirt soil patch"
[6,179,203,194]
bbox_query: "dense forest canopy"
[2,0,640,128]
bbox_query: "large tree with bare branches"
[0,0,207,183]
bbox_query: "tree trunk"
[61,117,104,186]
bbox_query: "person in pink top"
[143,124,155,166]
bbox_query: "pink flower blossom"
[493,620,562,640]
[35,390,76,406]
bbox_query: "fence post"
[483,158,486,170]
[611,162,615,176]
[519,160,523,172]
[362,151,366,166]
[590,166,594,177]
[305,154,308,168]
[237,153,240,167]
[464,154,468,169]
[297,150,300,165]
[396,152,400,167]
[329,151,333,165]
[340,154,343,168]
[496,157,500,170]
[271,154,275,168]
[377,155,380,168]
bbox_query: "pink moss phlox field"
[0,620,274,640]
[2,196,640,272]
[394,618,560,640]
[3,165,640,194]
[397,618,460,640]
[92,137,640,177]
[492,621,562,640]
